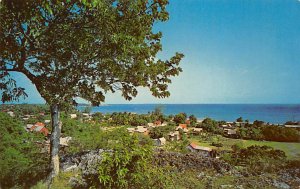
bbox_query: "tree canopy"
[0,0,183,106]
[0,0,183,179]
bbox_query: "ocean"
[78,104,300,124]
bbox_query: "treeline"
[0,104,50,116]
[197,117,300,142]
[91,109,197,127]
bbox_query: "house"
[147,123,154,127]
[192,128,203,135]
[44,120,51,124]
[227,129,237,135]
[168,131,180,141]
[153,137,166,146]
[224,128,237,136]
[82,113,90,117]
[26,124,34,131]
[185,120,191,125]
[154,120,162,127]
[7,111,15,117]
[35,122,45,127]
[135,126,149,135]
[285,125,300,128]
[187,142,213,157]
[127,128,135,133]
[176,124,188,133]
[70,114,77,119]
[33,126,49,136]
[28,122,49,136]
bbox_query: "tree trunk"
[48,104,61,181]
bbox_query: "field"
[189,134,300,159]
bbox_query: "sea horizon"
[77,104,300,124]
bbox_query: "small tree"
[0,0,183,179]
[188,114,197,126]
[173,112,187,124]
[236,117,243,122]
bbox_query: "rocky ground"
[60,149,300,189]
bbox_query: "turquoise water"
[78,104,300,124]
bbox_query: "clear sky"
[10,0,300,104]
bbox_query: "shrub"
[97,128,173,189]
[0,113,49,188]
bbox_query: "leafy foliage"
[262,125,300,142]
[173,112,187,124]
[189,114,197,126]
[223,145,286,173]
[201,117,222,134]
[97,128,172,189]
[0,0,183,106]
[0,112,49,188]
[149,125,175,139]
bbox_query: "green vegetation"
[190,134,300,159]
[173,113,187,124]
[1,104,300,188]
[197,117,300,142]
[1,0,184,179]
[149,125,175,139]
[0,113,48,188]
[222,145,286,173]
[98,128,172,189]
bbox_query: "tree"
[188,114,197,126]
[173,113,187,124]
[0,0,183,180]
[236,117,243,122]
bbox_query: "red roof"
[154,120,161,126]
[179,124,187,129]
[40,127,49,136]
[190,142,198,149]
[35,122,45,127]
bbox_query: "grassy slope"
[189,135,300,159]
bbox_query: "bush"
[0,112,49,188]
[222,145,286,173]
[96,128,173,189]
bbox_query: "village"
[4,104,299,159]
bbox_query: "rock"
[153,149,233,173]
[220,185,234,188]
[60,149,109,188]
[273,180,290,189]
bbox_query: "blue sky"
[10,0,300,104]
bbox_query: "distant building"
[176,124,188,133]
[168,131,180,141]
[187,143,213,157]
[70,114,77,119]
[224,128,237,137]
[147,123,154,127]
[153,137,166,146]
[178,124,187,129]
[154,120,162,126]
[192,128,203,135]
[28,122,49,136]
[127,128,135,133]
[44,120,51,124]
[285,125,300,128]
[7,111,14,117]
[136,126,148,135]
